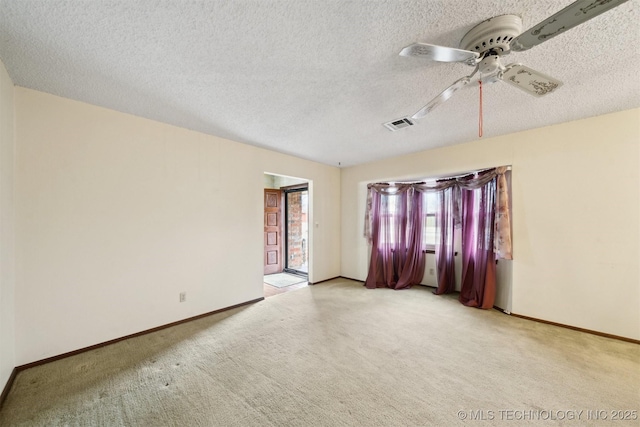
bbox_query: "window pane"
[422,192,437,248]
[425,192,437,214]
[380,194,398,246]
[424,214,436,247]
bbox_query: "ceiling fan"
[385,0,630,131]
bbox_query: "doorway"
[263,174,310,298]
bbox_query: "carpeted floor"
[1,278,638,426]
[263,272,307,288]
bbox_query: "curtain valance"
[367,166,509,193]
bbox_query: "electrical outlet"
[429,268,435,275]
[179,292,186,303]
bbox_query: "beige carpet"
[1,279,638,426]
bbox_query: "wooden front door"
[264,189,283,275]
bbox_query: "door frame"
[263,173,313,283]
[282,184,309,277]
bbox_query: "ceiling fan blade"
[412,76,471,119]
[510,0,630,52]
[501,64,563,97]
[400,43,479,64]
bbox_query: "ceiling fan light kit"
[387,0,630,131]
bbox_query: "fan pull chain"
[478,79,483,138]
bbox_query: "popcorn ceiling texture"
[0,0,638,167]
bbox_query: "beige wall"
[263,173,308,190]
[5,79,639,370]
[0,61,16,389]
[341,109,640,340]
[14,88,340,365]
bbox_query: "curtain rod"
[381,165,511,186]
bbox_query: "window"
[378,191,438,250]
[423,192,437,250]
[379,193,400,246]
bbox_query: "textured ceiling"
[0,1,638,167]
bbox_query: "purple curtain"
[397,188,426,286]
[363,167,511,303]
[365,188,425,290]
[434,186,456,295]
[458,178,497,309]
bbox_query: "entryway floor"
[263,272,308,298]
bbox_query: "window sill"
[388,248,457,256]
[422,249,458,256]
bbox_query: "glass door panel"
[285,189,308,274]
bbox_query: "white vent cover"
[384,117,414,131]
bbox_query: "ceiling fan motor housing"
[460,14,523,57]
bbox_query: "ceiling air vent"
[384,117,414,131]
